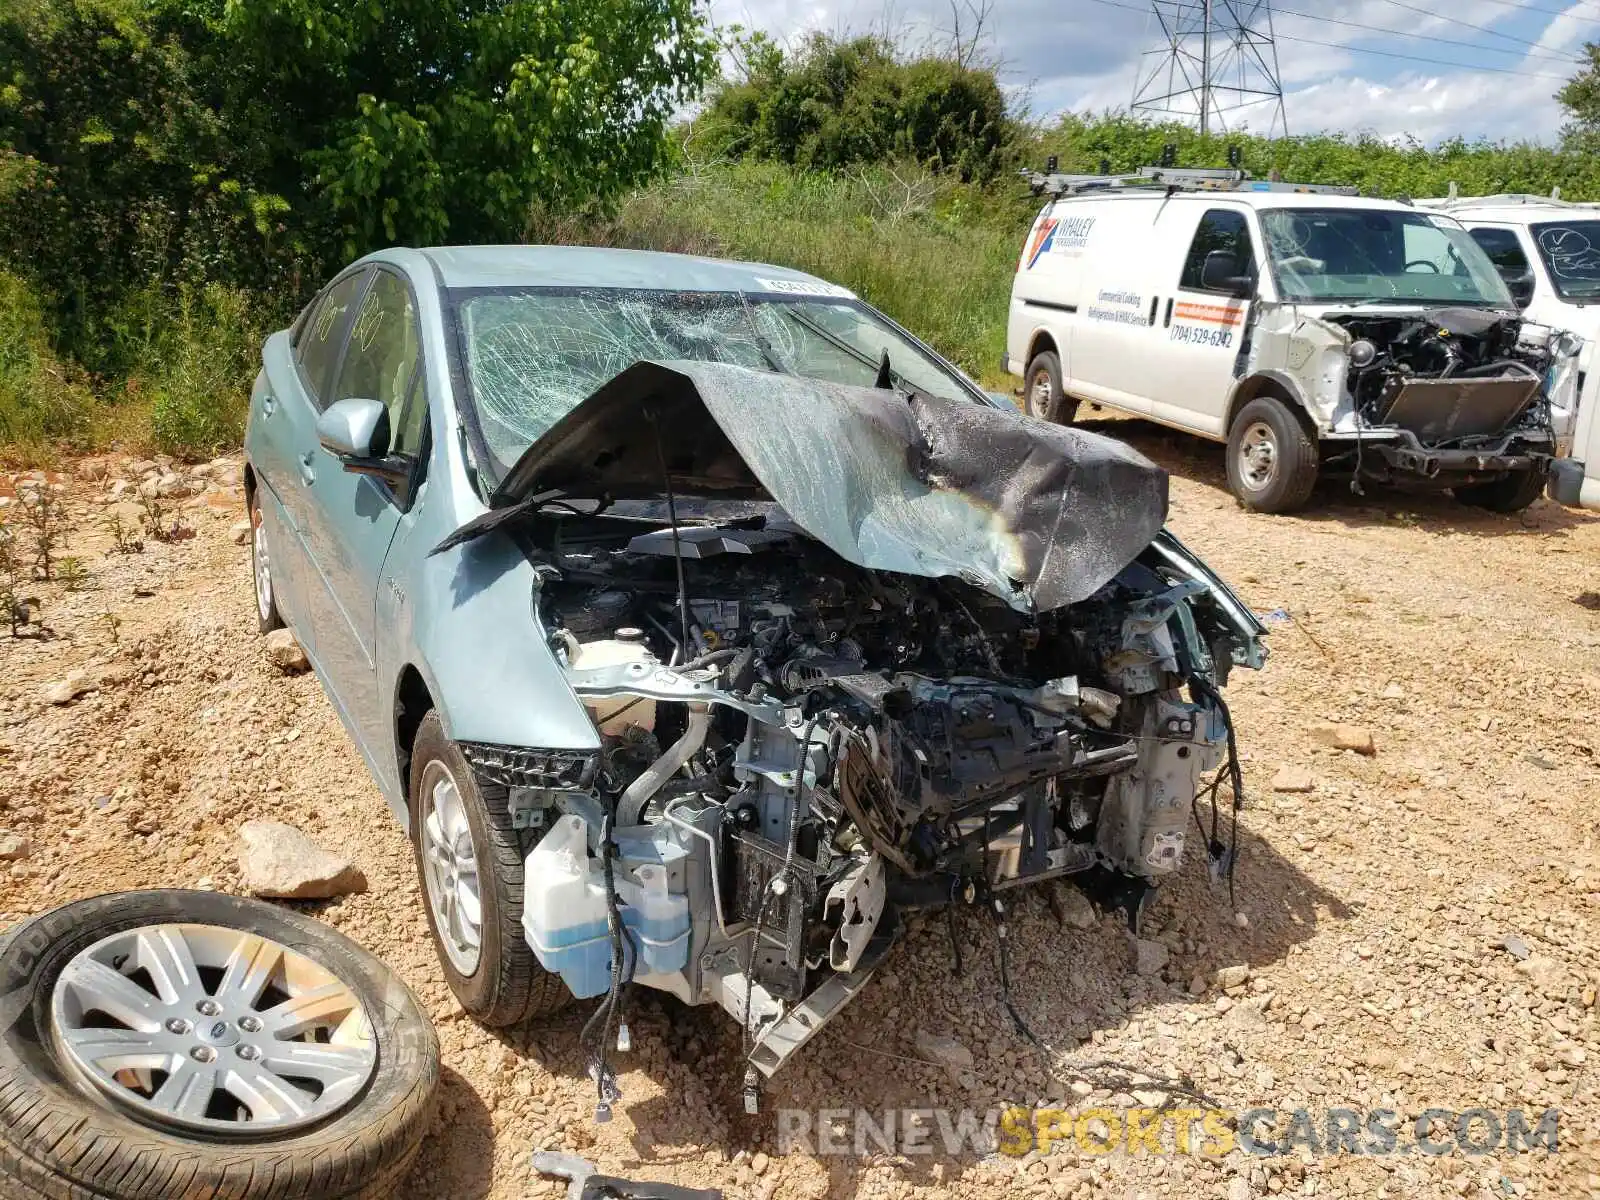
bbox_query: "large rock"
[0,832,31,861]
[237,820,367,899]
[1309,723,1376,756]
[265,629,309,672]
[1271,766,1315,793]
[915,1030,974,1072]
[1132,938,1169,976]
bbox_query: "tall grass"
[538,160,1031,385]
[0,270,97,464]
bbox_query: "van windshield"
[1532,221,1600,300]
[1261,208,1513,307]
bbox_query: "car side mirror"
[317,396,389,459]
[1501,269,1535,308]
[1201,249,1254,298]
[317,397,411,486]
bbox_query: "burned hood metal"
[478,360,1169,612]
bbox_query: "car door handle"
[299,452,316,485]
[261,392,276,417]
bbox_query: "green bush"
[697,34,1015,182]
[144,284,265,458]
[0,270,96,460]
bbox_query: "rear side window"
[1469,227,1530,274]
[1180,209,1253,292]
[329,269,421,454]
[295,272,367,405]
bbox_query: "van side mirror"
[1501,268,1535,308]
[1201,250,1254,298]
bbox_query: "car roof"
[402,245,850,294]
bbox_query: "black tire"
[1225,395,1320,513]
[0,890,437,1200]
[1023,349,1078,424]
[248,490,284,636]
[408,712,570,1026]
[1454,465,1548,514]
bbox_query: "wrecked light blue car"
[242,246,1266,1104]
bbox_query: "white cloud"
[706,0,1599,143]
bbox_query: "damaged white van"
[1007,167,1582,513]
[1414,191,1600,511]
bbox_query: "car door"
[249,269,369,651]
[299,266,424,770]
[1148,204,1258,436]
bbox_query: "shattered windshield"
[449,287,985,473]
[1261,208,1513,306]
[1532,221,1600,300]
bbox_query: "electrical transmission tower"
[1131,1,1288,138]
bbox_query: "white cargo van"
[1413,192,1599,510]
[1007,167,1582,513]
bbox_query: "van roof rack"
[1414,183,1600,210]
[1022,164,1360,199]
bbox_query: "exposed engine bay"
[442,359,1266,1109]
[1287,305,1579,486]
[1327,308,1554,445]
[481,511,1263,1097]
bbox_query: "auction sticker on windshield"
[755,277,856,299]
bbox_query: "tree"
[0,0,716,365]
[696,32,1015,182]
[1558,42,1600,153]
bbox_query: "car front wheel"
[408,712,571,1026]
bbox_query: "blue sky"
[705,0,1600,143]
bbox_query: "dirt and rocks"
[2,429,1598,1200]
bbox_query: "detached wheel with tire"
[0,889,438,1199]
[1454,465,1548,513]
[408,711,571,1027]
[1225,396,1320,513]
[248,490,284,635]
[1023,350,1078,424]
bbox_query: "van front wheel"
[1226,396,1319,513]
[1024,350,1077,424]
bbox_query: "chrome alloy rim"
[252,516,273,622]
[1237,420,1279,491]
[1028,369,1053,417]
[51,923,376,1134]
[419,760,482,975]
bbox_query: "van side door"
[1147,204,1259,437]
[1058,198,1159,415]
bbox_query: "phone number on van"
[1170,324,1234,349]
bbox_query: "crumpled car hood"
[453,360,1169,613]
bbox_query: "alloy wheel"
[252,517,273,624]
[419,761,483,976]
[51,923,377,1134]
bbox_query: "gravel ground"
[1,428,1597,1200]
